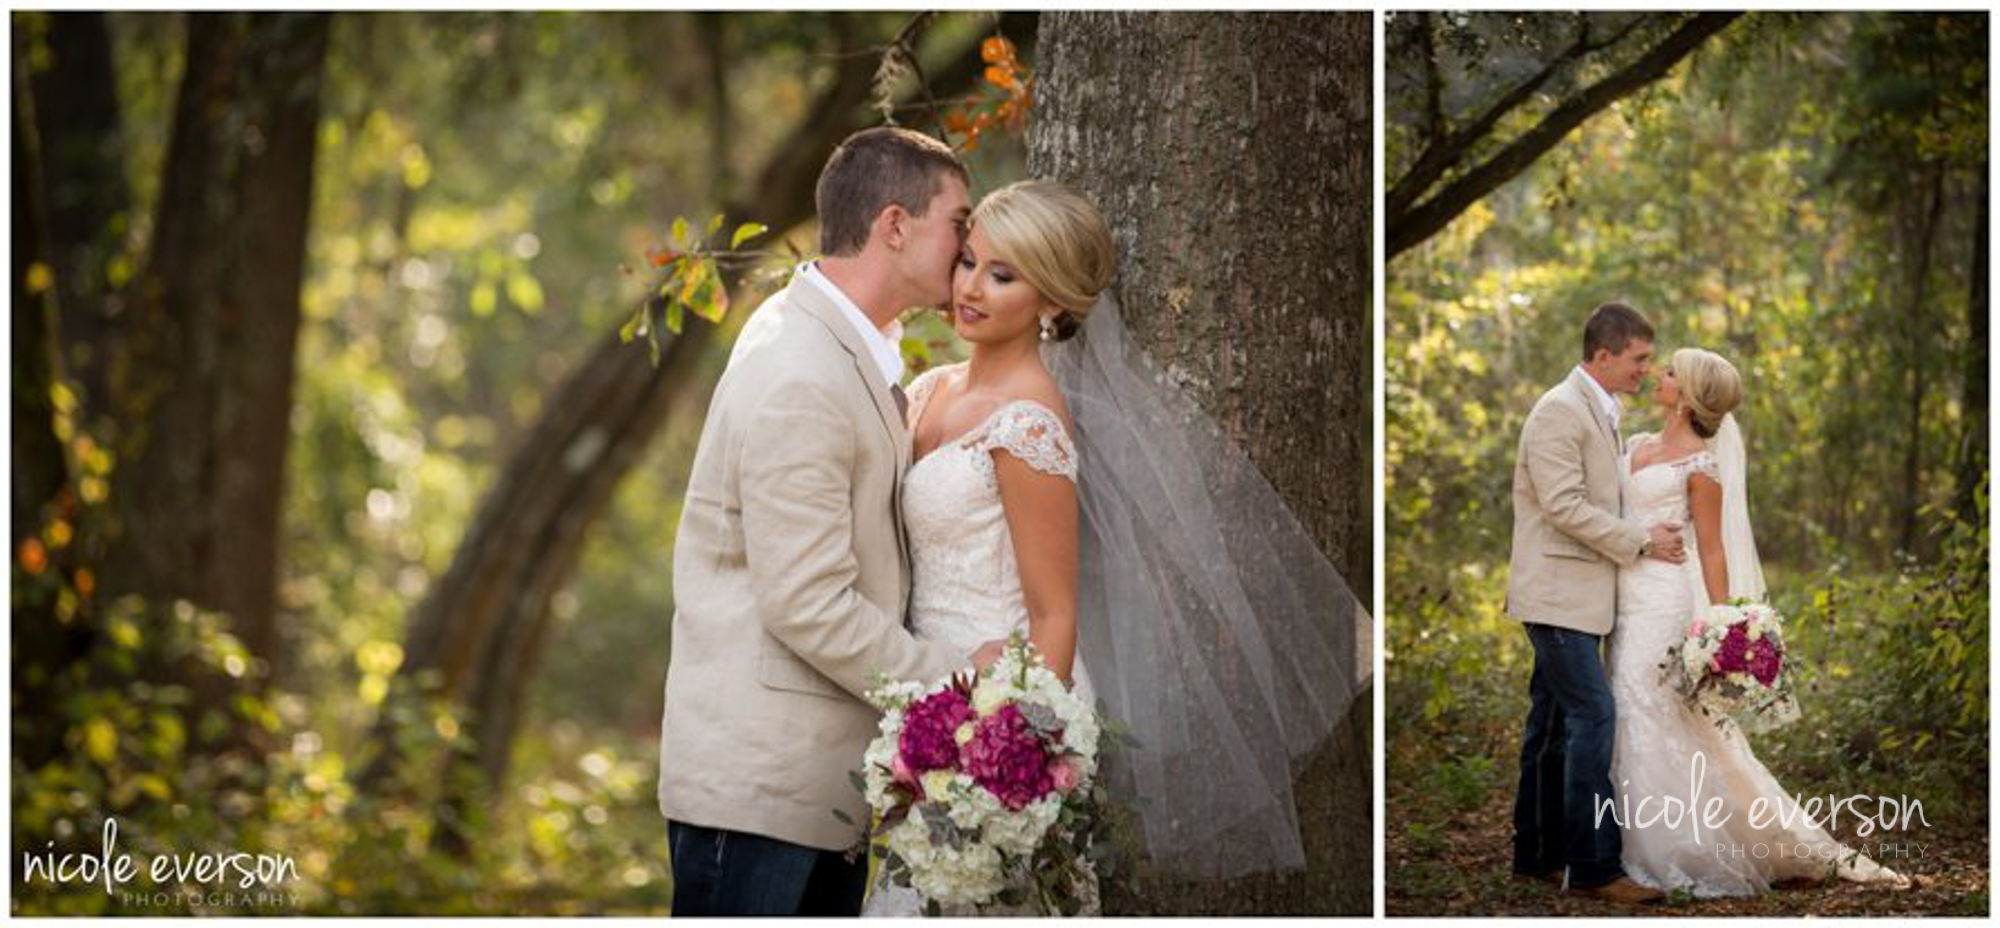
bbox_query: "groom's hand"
[1645,521,1686,563]
[970,640,1006,672]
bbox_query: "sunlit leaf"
[731,222,768,249]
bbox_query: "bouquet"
[1665,599,1803,733]
[846,635,1108,915]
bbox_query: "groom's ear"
[871,203,909,252]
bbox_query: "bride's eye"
[956,253,975,270]
[991,269,1014,285]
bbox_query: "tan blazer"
[657,274,963,851]
[1505,368,1649,635]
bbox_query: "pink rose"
[1688,619,1707,637]
[1049,755,1082,794]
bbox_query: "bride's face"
[951,225,1052,346]
[1656,362,1683,411]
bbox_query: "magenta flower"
[900,689,974,772]
[962,705,1054,810]
[1748,637,1783,686]
[1715,623,1752,674]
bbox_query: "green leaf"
[84,717,117,765]
[665,299,684,336]
[832,808,854,825]
[618,305,648,344]
[672,216,688,247]
[705,213,724,244]
[506,272,544,314]
[731,222,769,249]
[470,281,498,318]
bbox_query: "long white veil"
[1688,413,1767,610]
[1044,293,1371,880]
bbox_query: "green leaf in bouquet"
[848,769,866,795]
[923,900,941,917]
[832,808,854,825]
[870,843,888,860]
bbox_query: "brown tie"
[891,383,910,420]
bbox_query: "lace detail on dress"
[967,402,1077,482]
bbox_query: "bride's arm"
[1689,472,1729,603]
[994,452,1079,683]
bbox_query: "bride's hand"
[1646,520,1686,563]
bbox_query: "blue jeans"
[667,820,867,916]
[1512,622,1624,888]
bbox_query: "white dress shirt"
[799,261,904,388]
[1572,364,1621,438]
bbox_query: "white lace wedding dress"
[1605,438,1908,897]
[861,364,1101,917]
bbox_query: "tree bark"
[104,12,330,677]
[1387,12,1740,259]
[1029,11,1371,914]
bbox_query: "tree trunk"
[355,14,1040,852]
[12,62,69,546]
[25,12,129,418]
[103,12,330,677]
[1898,163,1944,554]
[1953,164,1987,519]
[12,60,93,771]
[1029,11,1372,914]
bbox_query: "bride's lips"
[956,303,988,324]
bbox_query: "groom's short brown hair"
[1582,302,1654,361]
[815,128,969,257]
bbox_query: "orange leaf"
[19,538,46,575]
[980,36,1011,64]
[647,247,684,268]
[74,568,94,596]
[984,65,1013,90]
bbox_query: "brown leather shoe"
[1567,876,1665,904]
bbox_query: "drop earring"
[1039,315,1055,342]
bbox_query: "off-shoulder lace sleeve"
[1683,451,1720,481]
[972,401,1077,481]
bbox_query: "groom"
[656,127,1002,916]
[1506,302,1683,904]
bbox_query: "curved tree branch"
[1388,11,1739,259]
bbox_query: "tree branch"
[1387,11,1740,260]
[1388,12,1657,220]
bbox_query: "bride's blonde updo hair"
[1670,347,1742,439]
[968,180,1115,341]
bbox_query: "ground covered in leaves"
[1386,719,1989,917]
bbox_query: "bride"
[862,180,1367,915]
[1605,347,1909,897]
